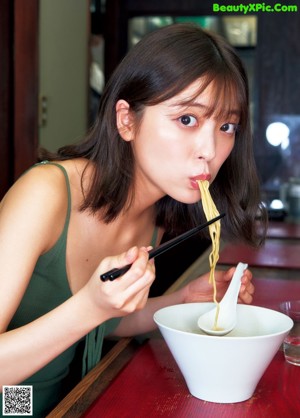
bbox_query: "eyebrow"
[170,100,241,117]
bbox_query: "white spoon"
[197,262,248,336]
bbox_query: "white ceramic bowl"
[154,303,293,403]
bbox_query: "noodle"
[197,180,221,330]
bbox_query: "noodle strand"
[197,180,221,330]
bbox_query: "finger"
[118,283,152,313]
[239,279,255,303]
[240,281,255,295]
[124,247,150,276]
[99,246,139,274]
[241,268,252,280]
[238,290,254,304]
[134,287,151,311]
[215,267,234,283]
[98,249,155,315]
[115,247,153,286]
[240,270,254,288]
[114,259,155,312]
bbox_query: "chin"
[172,194,200,205]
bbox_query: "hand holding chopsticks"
[100,213,225,281]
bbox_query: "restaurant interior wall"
[102,0,300,221]
[1,0,300,217]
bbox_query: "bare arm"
[113,267,254,337]
[0,167,155,386]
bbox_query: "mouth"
[190,174,211,190]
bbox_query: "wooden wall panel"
[0,0,14,198]
[14,0,39,179]
[0,0,39,198]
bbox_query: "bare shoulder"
[0,162,73,253]
[1,162,69,211]
[0,163,78,331]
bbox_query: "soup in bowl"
[154,303,293,403]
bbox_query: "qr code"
[2,386,33,416]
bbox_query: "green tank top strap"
[81,318,121,377]
[34,162,154,377]
[35,160,72,226]
[81,231,159,377]
[82,326,105,377]
[151,226,159,248]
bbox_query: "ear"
[116,100,135,141]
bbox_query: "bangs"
[177,71,247,123]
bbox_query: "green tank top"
[3,161,129,417]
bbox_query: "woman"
[0,23,266,416]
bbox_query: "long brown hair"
[40,23,267,245]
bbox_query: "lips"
[192,174,211,181]
[190,174,211,190]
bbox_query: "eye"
[220,123,239,134]
[179,115,197,127]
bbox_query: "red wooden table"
[219,221,300,269]
[82,277,300,418]
[267,221,300,240]
[218,240,300,270]
[252,276,300,310]
[83,338,299,418]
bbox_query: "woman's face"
[130,78,240,205]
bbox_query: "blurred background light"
[266,122,290,146]
[270,199,284,210]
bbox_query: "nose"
[195,121,216,162]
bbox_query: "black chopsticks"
[100,213,225,281]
